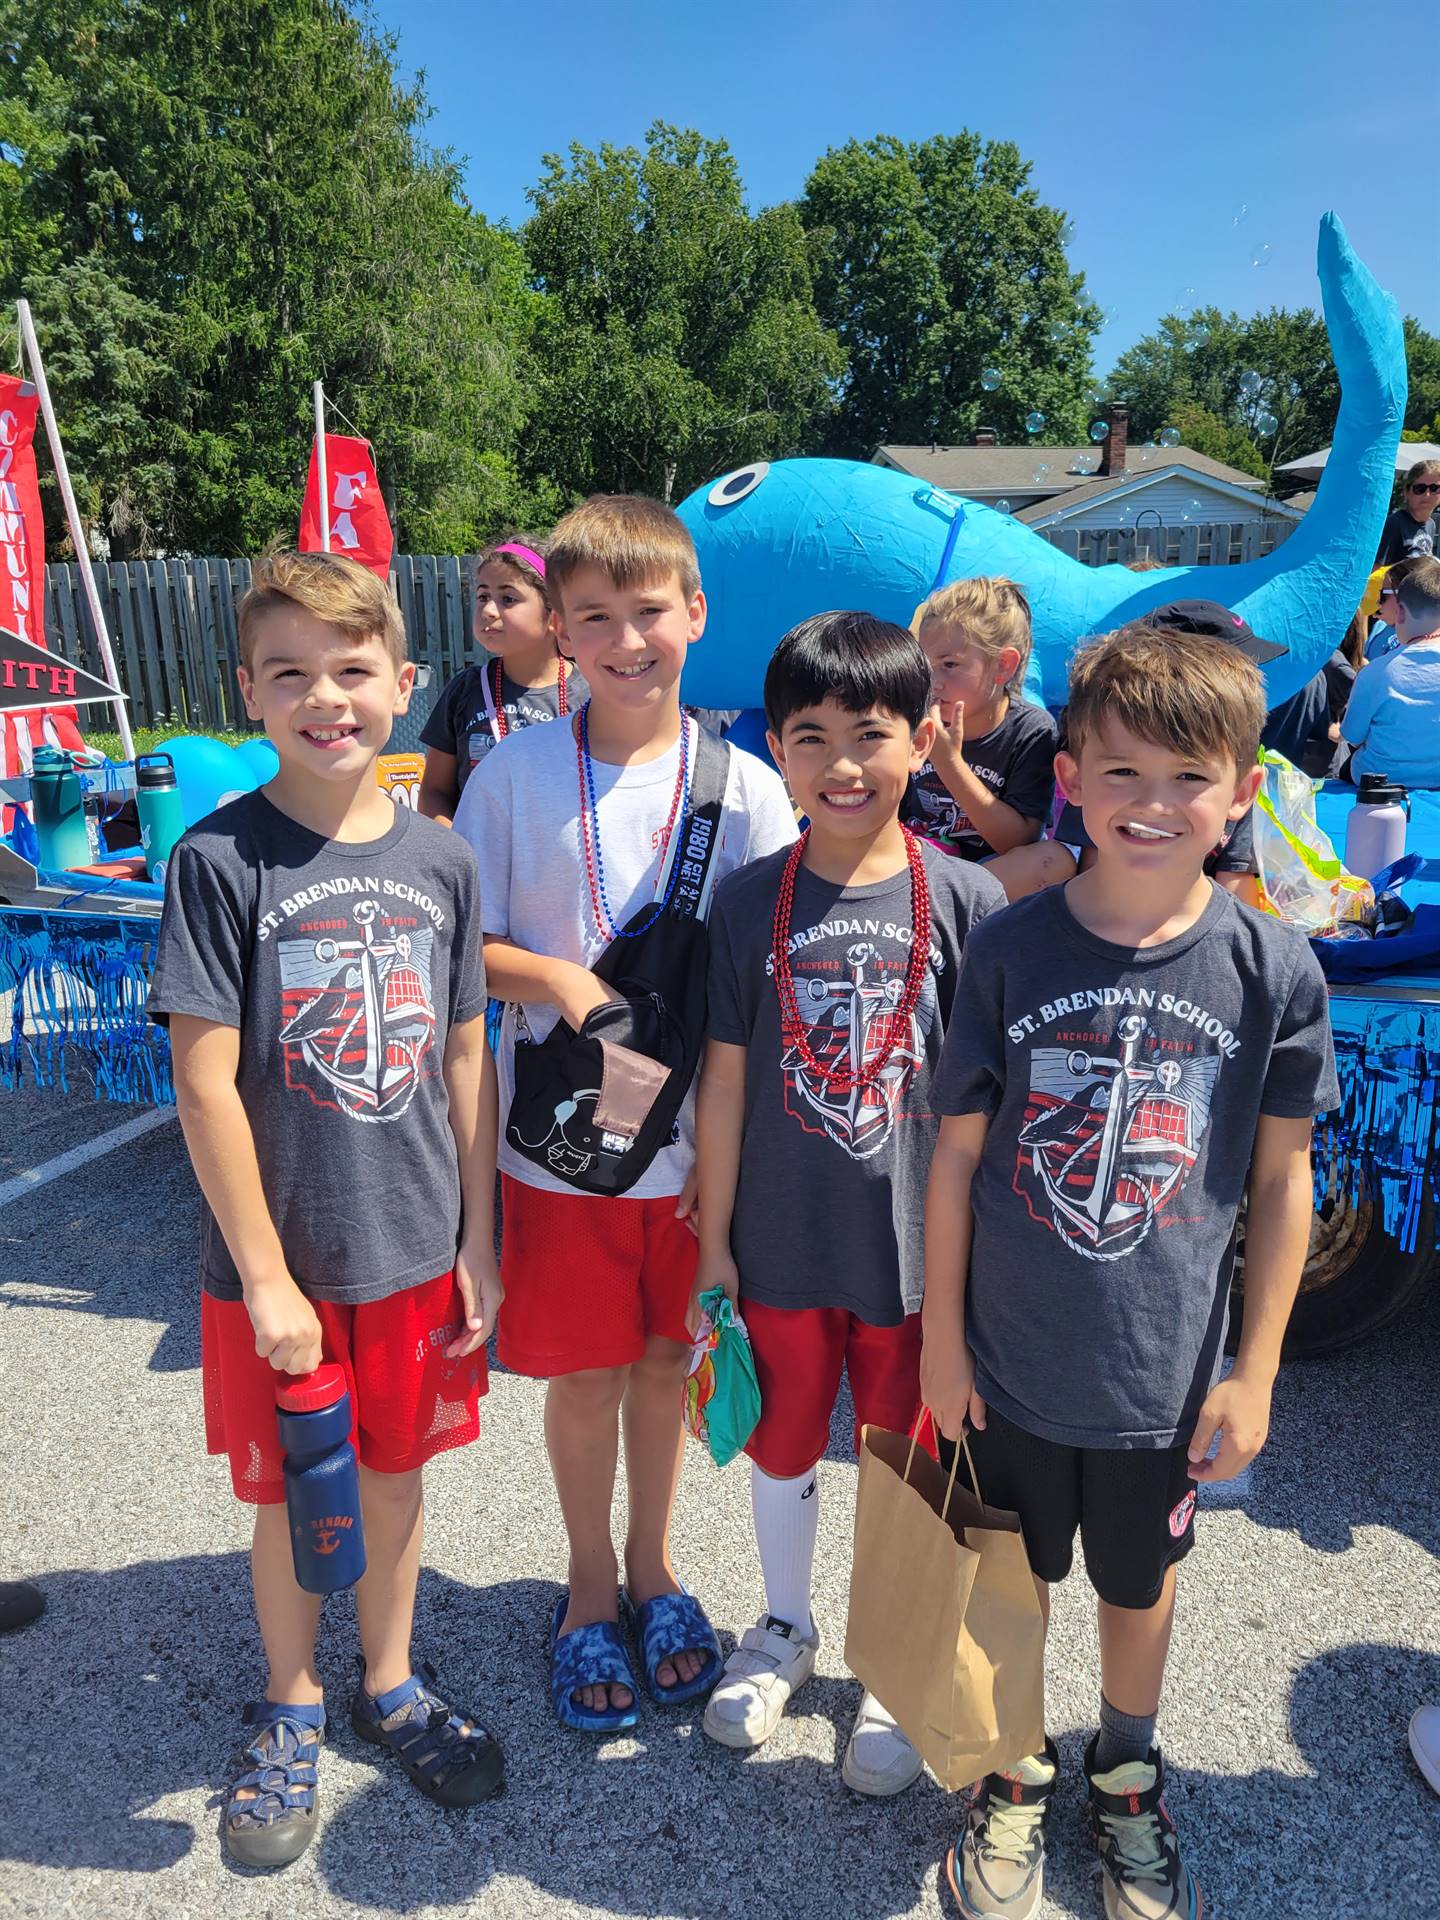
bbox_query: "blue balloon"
[163,735,258,826]
[233,735,281,785]
[677,215,1404,713]
[724,708,780,775]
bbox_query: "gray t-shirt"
[454,714,799,1198]
[707,844,1006,1324]
[147,793,487,1305]
[420,660,587,793]
[903,698,1057,859]
[933,883,1338,1448]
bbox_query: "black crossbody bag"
[505,722,731,1195]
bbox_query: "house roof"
[876,441,1268,499]
[1014,463,1303,528]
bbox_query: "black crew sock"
[1092,1693,1157,1773]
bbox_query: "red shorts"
[742,1301,924,1479]
[201,1270,486,1505]
[497,1175,696,1376]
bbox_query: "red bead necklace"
[490,656,568,740]
[772,826,933,1094]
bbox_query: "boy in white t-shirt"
[454,494,796,1734]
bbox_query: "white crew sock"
[751,1463,819,1641]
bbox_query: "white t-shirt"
[454,715,798,1196]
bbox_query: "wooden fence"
[43,521,1298,732]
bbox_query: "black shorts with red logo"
[939,1406,1198,1610]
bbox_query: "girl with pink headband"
[419,536,588,823]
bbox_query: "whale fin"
[1155,214,1405,704]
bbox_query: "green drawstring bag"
[683,1286,762,1468]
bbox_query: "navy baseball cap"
[1144,597,1287,666]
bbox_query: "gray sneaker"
[945,1739,1058,1919]
[1084,1737,1200,1920]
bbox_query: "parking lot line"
[0,1107,176,1211]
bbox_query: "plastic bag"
[683,1286,761,1468]
[1253,749,1373,937]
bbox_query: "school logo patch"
[1168,1488,1197,1539]
[780,940,936,1160]
[1013,1015,1220,1261]
[277,897,437,1122]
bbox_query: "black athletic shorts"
[938,1407,1198,1610]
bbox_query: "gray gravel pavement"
[1,1083,1438,1919]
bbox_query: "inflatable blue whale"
[676,214,1405,711]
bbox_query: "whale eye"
[708,462,770,507]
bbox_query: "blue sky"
[374,0,1439,374]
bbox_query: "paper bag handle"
[905,1406,982,1521]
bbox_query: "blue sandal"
[623,1583,722,1705]
[350,1663,504,1806]
[222,1699,325,1868]
[549,1593,641,1734]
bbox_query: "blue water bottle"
[275,1365,367,1593]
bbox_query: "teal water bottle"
[136,752,187,882]
[29,745,92,871]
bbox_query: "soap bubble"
[1250,242,1273,269]
[1188,319,1211,347]
[995,498,1012,515]
[1232,203,1248,226]
[1075,455,1096,475]
[1254,408,1278,437]
[1097,305,1119,331]
[1031,463,1052,483]
[1158,426,1181,447]
[1172,286,1197,317]
[1047,322,1067,346]
[1088,420,1110,443]
[1180,497,1204,523]
[1025,409,1047,434]
[980,366,1001,391]
[1060,218,1076,246]
[1239,370,1264,399]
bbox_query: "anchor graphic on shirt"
[278,898,436,1122]
[1017,1015,1219,1262]
[780,940,930,1161]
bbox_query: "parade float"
[2,219,1437,1354]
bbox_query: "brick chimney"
[972,427,997,447]
[1099,403,1128,477]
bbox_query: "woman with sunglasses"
[1375,458,1440,567]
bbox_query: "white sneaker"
[1410,1703,1440,1795]
[842,1690,923,1795]
[702,1614,819,1750]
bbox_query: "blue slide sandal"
[624,1584,722,1705]
[549,1593,641,1734]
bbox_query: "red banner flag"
[299,432,394,581]
[0,375,84,789]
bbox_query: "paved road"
[2,1083,1438,1919]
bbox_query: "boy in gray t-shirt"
[925,623,1336,1920]
[696,612,1005,1794]
[148,553,504,1867]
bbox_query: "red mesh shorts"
[497,1175,696,1376]
[742,1301,925,1479]
[201,1270,487,1504]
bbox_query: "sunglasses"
[1378,586,1398,601]
[1410,482,1440,496]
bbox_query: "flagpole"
[313,381,330,552]
[16,299,134,762]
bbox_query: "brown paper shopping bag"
[844,1419,1046,1791]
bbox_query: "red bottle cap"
[275,1363,347,1412]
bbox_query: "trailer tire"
[1229,1147,1436,1359]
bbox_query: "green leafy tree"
[1109,302,1440,495]
[521,123,844,502]
[799,132,1101,454]
[0,0,550,555]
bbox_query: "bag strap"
[651,722,731,924]
[905,1407,982,1519]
